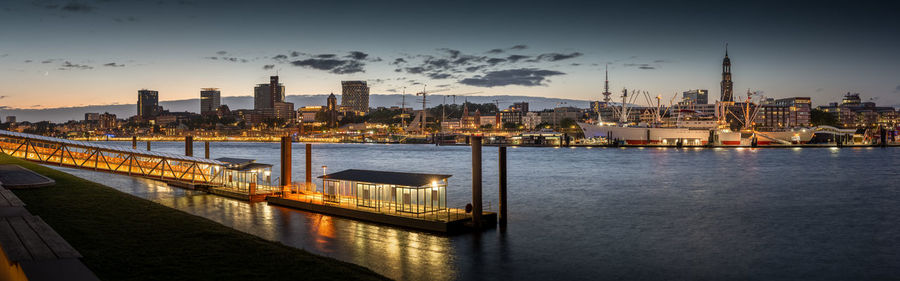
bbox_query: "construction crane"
[446,91,482,104]
[415,85,450,133]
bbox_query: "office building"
[341,81,369,114]
[254,76,285,111]
[84,113,100,122]
[682,89,709,105]
[510,102,529,113]
[200,88,221,116]
[137,89,159,118]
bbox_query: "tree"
[502,122,519,130]
[559,118,577,129]
[810,108,839,127]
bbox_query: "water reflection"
[45,143,900,281]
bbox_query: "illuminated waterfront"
[51,143,900,280]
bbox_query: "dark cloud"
[487,48,504,54]
[290,58,365,74]
[624,62,658,70]
[487,58,506,65]
[465,66,484,72]
[653,59,667,63]
[273,54,288,60]
[103,62,125,67]
[346,51,368,60]
[316,54,337,59]
[392,58,407,65]
[24,60,33,63]
[535,52,582,61]
[59,61,92,70]
[506,55,529,62]
[459,68,564,87]
[41,59,54,64]
[290,51,302,57]
[216,51,227,55]
[61,2,94,12]
[0,96,6,99]
[510,45,528,50]
[205,55,248,63]
[427,73,452,79]
[440,48,461,59]
[263,64,275,70]
[405,67,426,74]
[894,85,900,93]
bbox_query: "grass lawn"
[0,154,388,281]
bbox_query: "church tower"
[720,44,734,102]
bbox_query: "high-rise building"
[137,89,159,118]
[84,112,100,122]
[200,88,221,116]
[720,45,734,102]
[511,102,529,113]
[254,77,284,111]
[774,97,811,127]
[682,89,709,105]
[341,81,369,114]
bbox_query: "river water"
[48,142,900,280]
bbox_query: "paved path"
[0,164,55,189]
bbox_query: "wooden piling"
[471,136,483,229]
[132,136,137,149]
[146,141,151,151]
[499,146,508,227]
[185,136,193,156]
[204,141,210,159]
[305,143,312,191]
[281,136,292,188]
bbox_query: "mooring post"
[305,143,312,192]
[281,136,292,190]
[204,141,210,159]
[132,136,137,149]
[146,141,151,151]
[185,136,193,156]
[499,145,508,227]
[471,135,483,229]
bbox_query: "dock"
[268,194,495,233]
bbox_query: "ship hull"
[578,123,713,146]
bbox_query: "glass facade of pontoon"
[320,170,449,214]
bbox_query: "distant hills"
[1,94,593,123]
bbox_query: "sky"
[1,0,899,111]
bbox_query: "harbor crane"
[415,85,450,133]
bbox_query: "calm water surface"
[49,143,900,280]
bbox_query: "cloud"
[290,51,302,57]
[346,51,368,60]
[510,45,528,50]
[0,96,6,99]
[459,68,564,87]
[506,55,529,62]
[487,48,504,54]
[41,59,55,64]
[427,73,452,79]
[894,85,900,93]
[290,58,365,74]
[273,54,288,60]
[815,88,824,93]
[205,54,248,63]
[316,54,337,59]
[263,64,275,70]
[103,62,125,67]
[535,52,582,62]
[59,61,92,70]
[392,58,407,65]
[624,63,657,70]
[216,51,227,55]
[24,60,32,63]
[61,2,94,12]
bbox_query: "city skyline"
[1,0,899,110]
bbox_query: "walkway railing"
[0,130,227,185]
